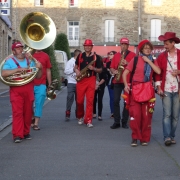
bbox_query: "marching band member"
[74,39,102,128]
[155,32,180,146]
[110,38,136,129]
[1,41,42,143]
[64,49,81,121]
[105,51,117,118]
[123,39,161,147]
[32,49,52,130]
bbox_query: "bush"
[54,33,71,59]
[43,45,61,90]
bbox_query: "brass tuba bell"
[0,12,56,86]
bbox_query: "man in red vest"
[110,37,136,129]
[74,39,102,128]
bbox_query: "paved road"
[0,86,180,180]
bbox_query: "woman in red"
[123,40,161,147]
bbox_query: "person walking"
[123,39,161,147]
[155,32,180,146]
[110,37,136,129]
[93,57,106,121]
[64,49,81,121]
[1,41,42,143]
[31,50,52,130]
[74,39,102,128]
[106,51,117,118]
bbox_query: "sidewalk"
[0,86,180,179]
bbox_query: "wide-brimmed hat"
[83,39,94,46]
[12,42,24,50]
[138,39,150,50]
[120,37,129,45]
[158,32,180,44]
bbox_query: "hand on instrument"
[75,69,81,77]
[171,69,179,77]
[121,59,128,66]
[88,65,94,70]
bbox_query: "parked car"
[54,50,68,86]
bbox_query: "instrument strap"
[129,56,138,88]
[78,53,82,70]
[12,57,29,68]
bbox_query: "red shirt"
[33,51,52,85]
[110,51,136,83]
[126,56,158,82]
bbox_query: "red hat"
[138,39,150,50]
[12,42,24,50]
[120,37,129,45]
[83,39,94,46]
[158,32,180,44]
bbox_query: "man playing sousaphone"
[110,38,136,129]
[74,39,102,128]
[1,41,42,143]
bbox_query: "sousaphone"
[0,12,56,86]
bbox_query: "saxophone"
[115,51,125,82]
[76,53,96,82]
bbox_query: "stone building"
[0,16,12,60]
[10,0,180,56]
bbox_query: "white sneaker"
[78,118,83,125]
[87,123,93,128]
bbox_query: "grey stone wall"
[10,0,180,51]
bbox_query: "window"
[151,0,162,6]
[105,20,114,42]
[69,0,78,7]
[68,21,79,46]
[151,19,161,41]
[105,0,114,6]
[34,0,43,6]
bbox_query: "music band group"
[1,30,180,147]
[65,31,180,147]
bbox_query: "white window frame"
[151,19,161,41]
[105,0,114,6]
[151,0,162,6]
[67,21,79,46]
[69,0,78,7]
[105,20,114,42]
[34,0,43,6]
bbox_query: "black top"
[105,61,112,85]
[97,68,107,89]
[75,52,102,76]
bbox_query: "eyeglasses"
[109,54,113,55]
[143,47,151,50]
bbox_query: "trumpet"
[47,79,59,100]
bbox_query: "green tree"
[54,33,71,59]
[43,45,61,90]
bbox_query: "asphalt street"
[0,85,180,180]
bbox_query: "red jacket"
[110,51,136,83]
[155,49,180,91]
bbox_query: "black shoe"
[164,138,171,146]
[24,134,32,140]
[131,139,138,147]
[110,123,120,129]
[122,123,129,129]
[14,137,22,143]
[98,117,103,121]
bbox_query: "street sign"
[0,9,10,15]
[0,0,10,8]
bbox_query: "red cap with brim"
[12,42,24,50]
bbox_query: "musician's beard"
[16,53,25,59]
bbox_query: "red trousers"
[76,76,96,124]
[129,96,153,142]
[10,82,34,139]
